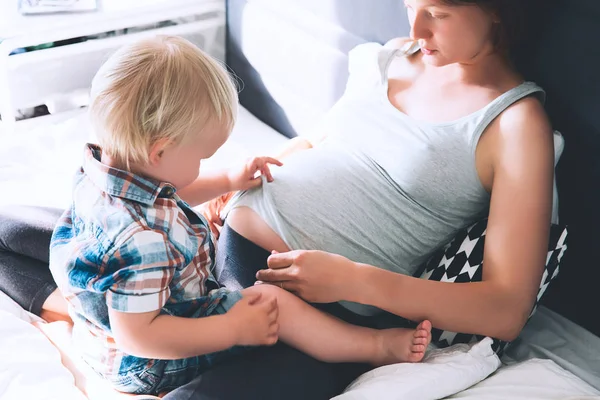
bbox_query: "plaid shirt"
[49,144,227,380]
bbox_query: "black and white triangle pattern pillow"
[416,218,568,355]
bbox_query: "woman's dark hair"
[442,0,525,55]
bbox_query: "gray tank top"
[227,42,546,316]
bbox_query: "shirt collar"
[82,144,176,205]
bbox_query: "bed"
[2,0,600,399]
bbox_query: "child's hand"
[228,156,283,191]
[227,291,279,346]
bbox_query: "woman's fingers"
[267,250,298,269]
[256,267,291,282]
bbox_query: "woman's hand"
[255,250,359,303]
[228,156,283,191]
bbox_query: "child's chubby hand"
[226,290,279,346]
[227,156,283,191]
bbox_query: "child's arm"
[178,156,282,207]
[103,231,278,359]
[108,291,278,360]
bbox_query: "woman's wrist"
[346,263,406,308]
[342,261,373,304]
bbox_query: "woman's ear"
[148,138,171,166]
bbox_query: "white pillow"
[333,337,501,400]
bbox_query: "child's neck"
[100,153,155,182]
[100,152,121,170]
[100,151,177,190]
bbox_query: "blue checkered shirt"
[49,144,227,380]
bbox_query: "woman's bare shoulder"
[478,94,553,190]
[496,95,552,143]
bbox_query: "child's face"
[151,121,230,189]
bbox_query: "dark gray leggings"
[0,206,63,315]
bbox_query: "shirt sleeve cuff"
[106,287,171,313]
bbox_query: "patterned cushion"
[415,219,568,355]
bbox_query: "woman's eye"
[430,12,448,19]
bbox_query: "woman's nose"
[410,12,431,40]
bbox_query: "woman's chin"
[421,52,450,67]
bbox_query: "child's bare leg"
[243,285,431,365]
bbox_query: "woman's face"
[404,0,498,66]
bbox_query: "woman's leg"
[0,205,68,320]
[165,224,381,400]
[214,222,270,290]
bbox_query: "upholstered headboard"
[226,0,600,337]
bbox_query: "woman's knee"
[0,206,62,257]
[242,283,283,299]
[242,284,304,316]
[0,206,26,252]
[215,223,271,290]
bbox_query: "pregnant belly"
[225,145,374,254]
[226,206,291,252]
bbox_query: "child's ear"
[148,138,171,166]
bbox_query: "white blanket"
[0,292,164,400]
[0,296,86,400]
[335,338,501,400]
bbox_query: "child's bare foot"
[375,320,432,366]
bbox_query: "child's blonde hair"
[89,35,238,168]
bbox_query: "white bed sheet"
[502,306,600,392]
[0,106,287,209]
[1,109,599,399]
[450,306,600,399]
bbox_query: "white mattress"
[0,109,599,399]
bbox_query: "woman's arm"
[260,97,554,342]
[275,136,315,159]
[356,96,555,341]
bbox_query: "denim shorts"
[111,289,247,395]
